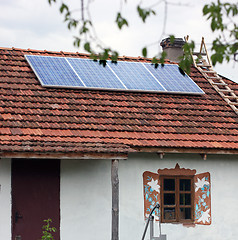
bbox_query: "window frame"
[143,164,211,225]
[160,175,194,223]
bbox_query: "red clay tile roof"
[0,47,238,157]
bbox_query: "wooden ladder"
[187,36,238,115]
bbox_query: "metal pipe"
[141,204,160,240]
[150,216,154,239]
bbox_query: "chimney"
[160,37,185,62]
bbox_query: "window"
[160,176,194,223]
[143,164,211,225]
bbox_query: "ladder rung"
[219,89,234,93]
[197,63,212,68]
[207,76,222,79]
[229,102,238,105]
[203,70,216,73]
[211,82,228,86]
[223,95,238,99]
[193,52,207,56]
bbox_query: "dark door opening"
[12,159,60,240]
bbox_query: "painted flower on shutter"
[197,209,211,224]
[195,177,210,192]
[147,178,160,193]
[194,172,211,225]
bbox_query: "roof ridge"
[0,46,174,63]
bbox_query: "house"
[0,38,238,240]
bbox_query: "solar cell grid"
[67,58,126,90]
[144,63,204,94]
[25,55,84,87]
[109,61,165,91]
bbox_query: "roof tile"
[0,47,237,155]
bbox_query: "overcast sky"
[0,0,237,82]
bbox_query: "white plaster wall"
[0,158,11,239]
[60,159,112,240]
[60,154,238,240]
[119,153,238,240]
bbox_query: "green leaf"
[142,47,147,57]
[137,5,156,23]
[73,37,81,48]
[178,42,194,74]
[48,0,56,5]
[111,51,119,62]
[99,48,110,60]
[79,20,91,33]
[90,53,99,61]
[211,20,217,31]
[203,5,209,15]
[68,19,78,30]
[60,3,69,14]
[116,12,129,29]
[169,35,175,44]
[232,5,238,16]
[84,42,91,52]
[152,57,159,64]
[41,219,56,240]
[160,51,167,65]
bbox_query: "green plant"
[40,219,57,240]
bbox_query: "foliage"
[203,0,238,65]
[47,0,238,72]
[179,41,195,74]
[40,219,57,240]
[137,5,156,23]
[115,12,128,30]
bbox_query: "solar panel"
[67,58,126,90]
[109,61,165,91]
[25,55,84,87]
[25,55,204,95]
[144,63,204,94]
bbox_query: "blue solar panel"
[67,58,126,90]
[25,55,84,87]
[144,63,204,94]
[109,61,165,91]
[25,55,204,95]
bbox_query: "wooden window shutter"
[194,172,211,225]
[143,171,160,221]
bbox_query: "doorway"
[12,159,60,240]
